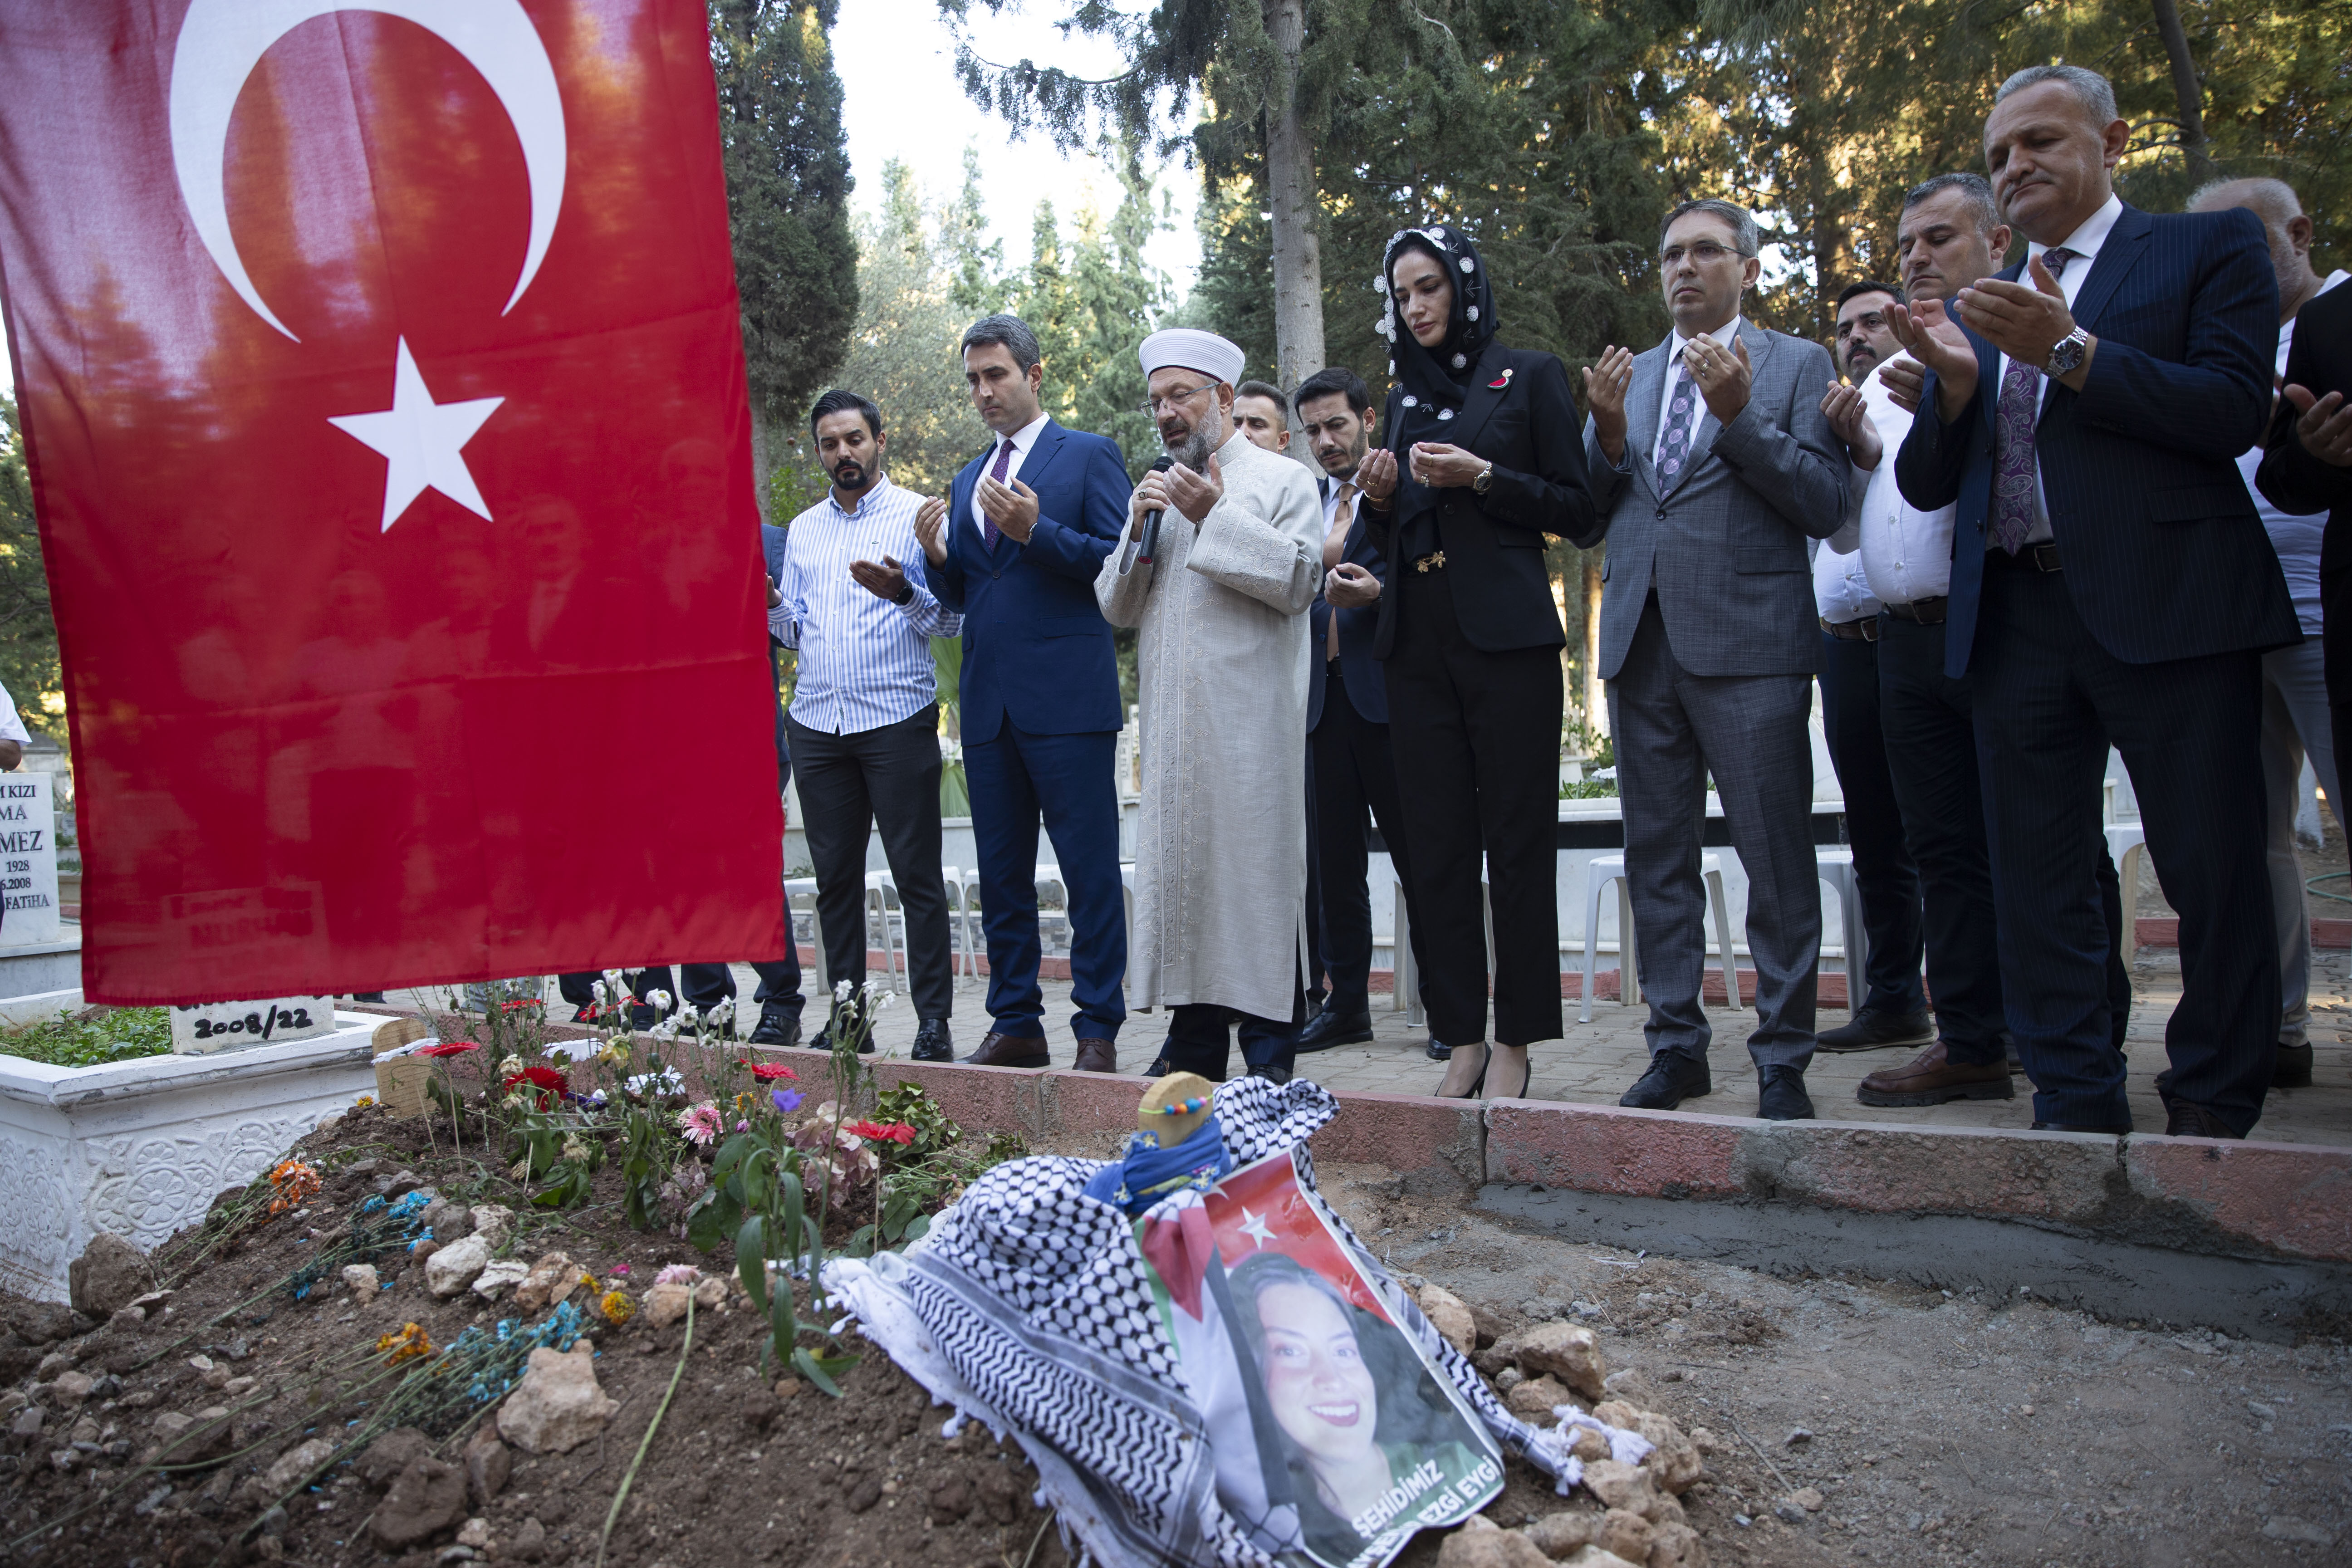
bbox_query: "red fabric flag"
[0,0,785,1002]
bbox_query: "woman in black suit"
[1349,225,1595,1098]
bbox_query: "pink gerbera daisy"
[656,1264,702,1286]
[676,1102,724,1146]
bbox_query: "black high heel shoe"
[1486,1048,1531,1101]
[1436,1042,1490,1099]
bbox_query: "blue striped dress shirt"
[771,475,962,735]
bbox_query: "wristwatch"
[1472,461,1495,495]
[2043,326,2090,378]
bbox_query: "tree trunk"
[747,399,774,527]
[2150,0,2216,182]
[1263,0,1325,391]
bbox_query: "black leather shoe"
[1425,1038,1453,1062]
[2031,1120,2133,1135]
[1296,1008,1373,1053]
[1619,1051,1710,1110]
[2163,1101,2243,1139]
[746,1002,801,1048]
[1248,1062,1293,1085]
[1756,1065,1815,1121]
[911,1019,953,1062]
[1814,1007,1935,1053]
[1144,1053,1223,1083]
[812,1002,872,1054]
[2274,1043,2314,1088]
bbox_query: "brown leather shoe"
[1071,1038,1118,1074]
[962,1030,1050,1069]
[1855,1041,2014,1107]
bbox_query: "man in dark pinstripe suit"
[1892,64,2296,1138]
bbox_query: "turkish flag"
[0,0,786,1002]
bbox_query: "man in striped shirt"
[772,390,963,1059]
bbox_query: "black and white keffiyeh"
[825,1077,1596,1568]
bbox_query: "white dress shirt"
[2236,269,2348,635]
[1995,191,2123,547]
[969,411,1052,539]
[1833,362,1957,606]
[771,475,963,735]
[1812,532,1880,625]
[1653,315,1744,468]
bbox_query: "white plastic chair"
[1579,853,1738,1024]
[1814,848,1868,1017]
[939,865,981,983]
[1389,866,1497,1034]
[784,876,827,994]
[2107,820,2147,968]
[863,871,906,995]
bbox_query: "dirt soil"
[1304,1161,2352,1568]
[4,1109,2348,1568]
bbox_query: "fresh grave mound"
[0,1017,1725,1567]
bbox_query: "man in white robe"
[1097,329,1325,1081]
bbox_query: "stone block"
[1310,1090,1485,1192]
[2123,1137,2352,1262]
[1727,1119,2122,1225]
[1039,1070,1146,1141]
[1485,1101,1745,1198]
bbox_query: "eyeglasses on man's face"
[1660,240,1742,268]
[1141,383,1214,417]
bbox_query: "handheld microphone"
[1136,455,1176,565]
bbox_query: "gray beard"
[1167,412,1220,471]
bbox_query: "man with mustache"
[1096,328,1324,1082]
[1890,64,2293,1137]
[773,389,963,1058]
[1809,279,1931,1060]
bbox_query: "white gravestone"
[0,773,59,946]
[169,998,337,1054]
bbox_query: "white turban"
[1137,328,1245,388]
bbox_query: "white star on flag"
[1237,1207,1276,1249]
[328,337,504,532]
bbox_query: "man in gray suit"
[1574,198,1852,1120]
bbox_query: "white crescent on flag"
[167,0,568,342]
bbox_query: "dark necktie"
[983,438,1014,549]
[1656,361,1701,491]
[1989,246,2079,554]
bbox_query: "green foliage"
[0,1005,172,1068]
[0,400,61,738]
[710,0,859,436]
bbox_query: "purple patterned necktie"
[983,438,1014,549]
[1655,360,1701,491]
[1989,246,2078,554]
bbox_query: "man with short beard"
[1097,329,1325,1082]
[1294,366,1430,1051]
[1809,279,1930,1061]
[1820,176,2020,1107]
[773,389,963,1058]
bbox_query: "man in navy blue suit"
[915,314,1131,1074]
[1292,367,1429,1050]
[1891,64,2296,1138]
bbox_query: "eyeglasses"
[1140,383,1213,417]
[1660,240,1743,267]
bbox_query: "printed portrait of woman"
[1230,1252,1491,1564]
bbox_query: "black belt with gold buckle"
[1821,616,1879,642]
[1412,551,1446,573]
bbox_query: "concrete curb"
[750,1049,2352,1266]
